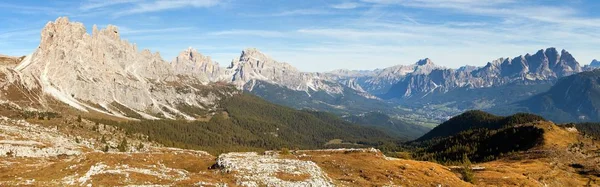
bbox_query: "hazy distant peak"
[415,58,435,66]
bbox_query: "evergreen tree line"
[408,110,547,164]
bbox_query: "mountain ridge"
[382,47,582,99]
[510,69,600,122]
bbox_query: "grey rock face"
[384,47,582,99]
[591,59,600,67]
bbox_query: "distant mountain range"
[325,48,582,99]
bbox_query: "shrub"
[117,138,128,152]
[460,154,475,183]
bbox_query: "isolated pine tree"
[461,154,475,183]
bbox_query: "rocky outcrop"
[216,152,334,187]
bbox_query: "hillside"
[406,110,599,185]
[513,69,600,122]
[409,111,546,163]
[416,110,546,141]
[91,94,399,154]
[247,80,396,116]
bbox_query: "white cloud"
[331,2,360,9]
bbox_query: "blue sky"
[1,0,599,72]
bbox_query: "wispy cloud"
[360,0,599,29]
[0,2,67,15]
[273,9,332,16]
[119,27,194,34]
[208,30,286,38]
[331,2,361,9]
[114,0,221,17]
[0,28,40,40]
[80,0,141,11]
[298,28,425,41]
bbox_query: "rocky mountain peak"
[175,47,211,63]
[557,49,581,74]
[171,47,219,80]
[591,59,600,67]
[39,17,87,51]
[415,58,434,66]
[545,47,558,55]
[240,48,270,61]
[234,48,297,72]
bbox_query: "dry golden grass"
[538,122,579,149]
[0,150,237,186]
[473,121,600,186]
[476,158,590,186]
[294,150,472,186]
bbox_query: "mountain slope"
[247,80,398,115]
[92,94,397,154]
[513,69,600,122]
[415,110,546,141]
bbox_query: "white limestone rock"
[16,17,233,119]
[216,152,334,187]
